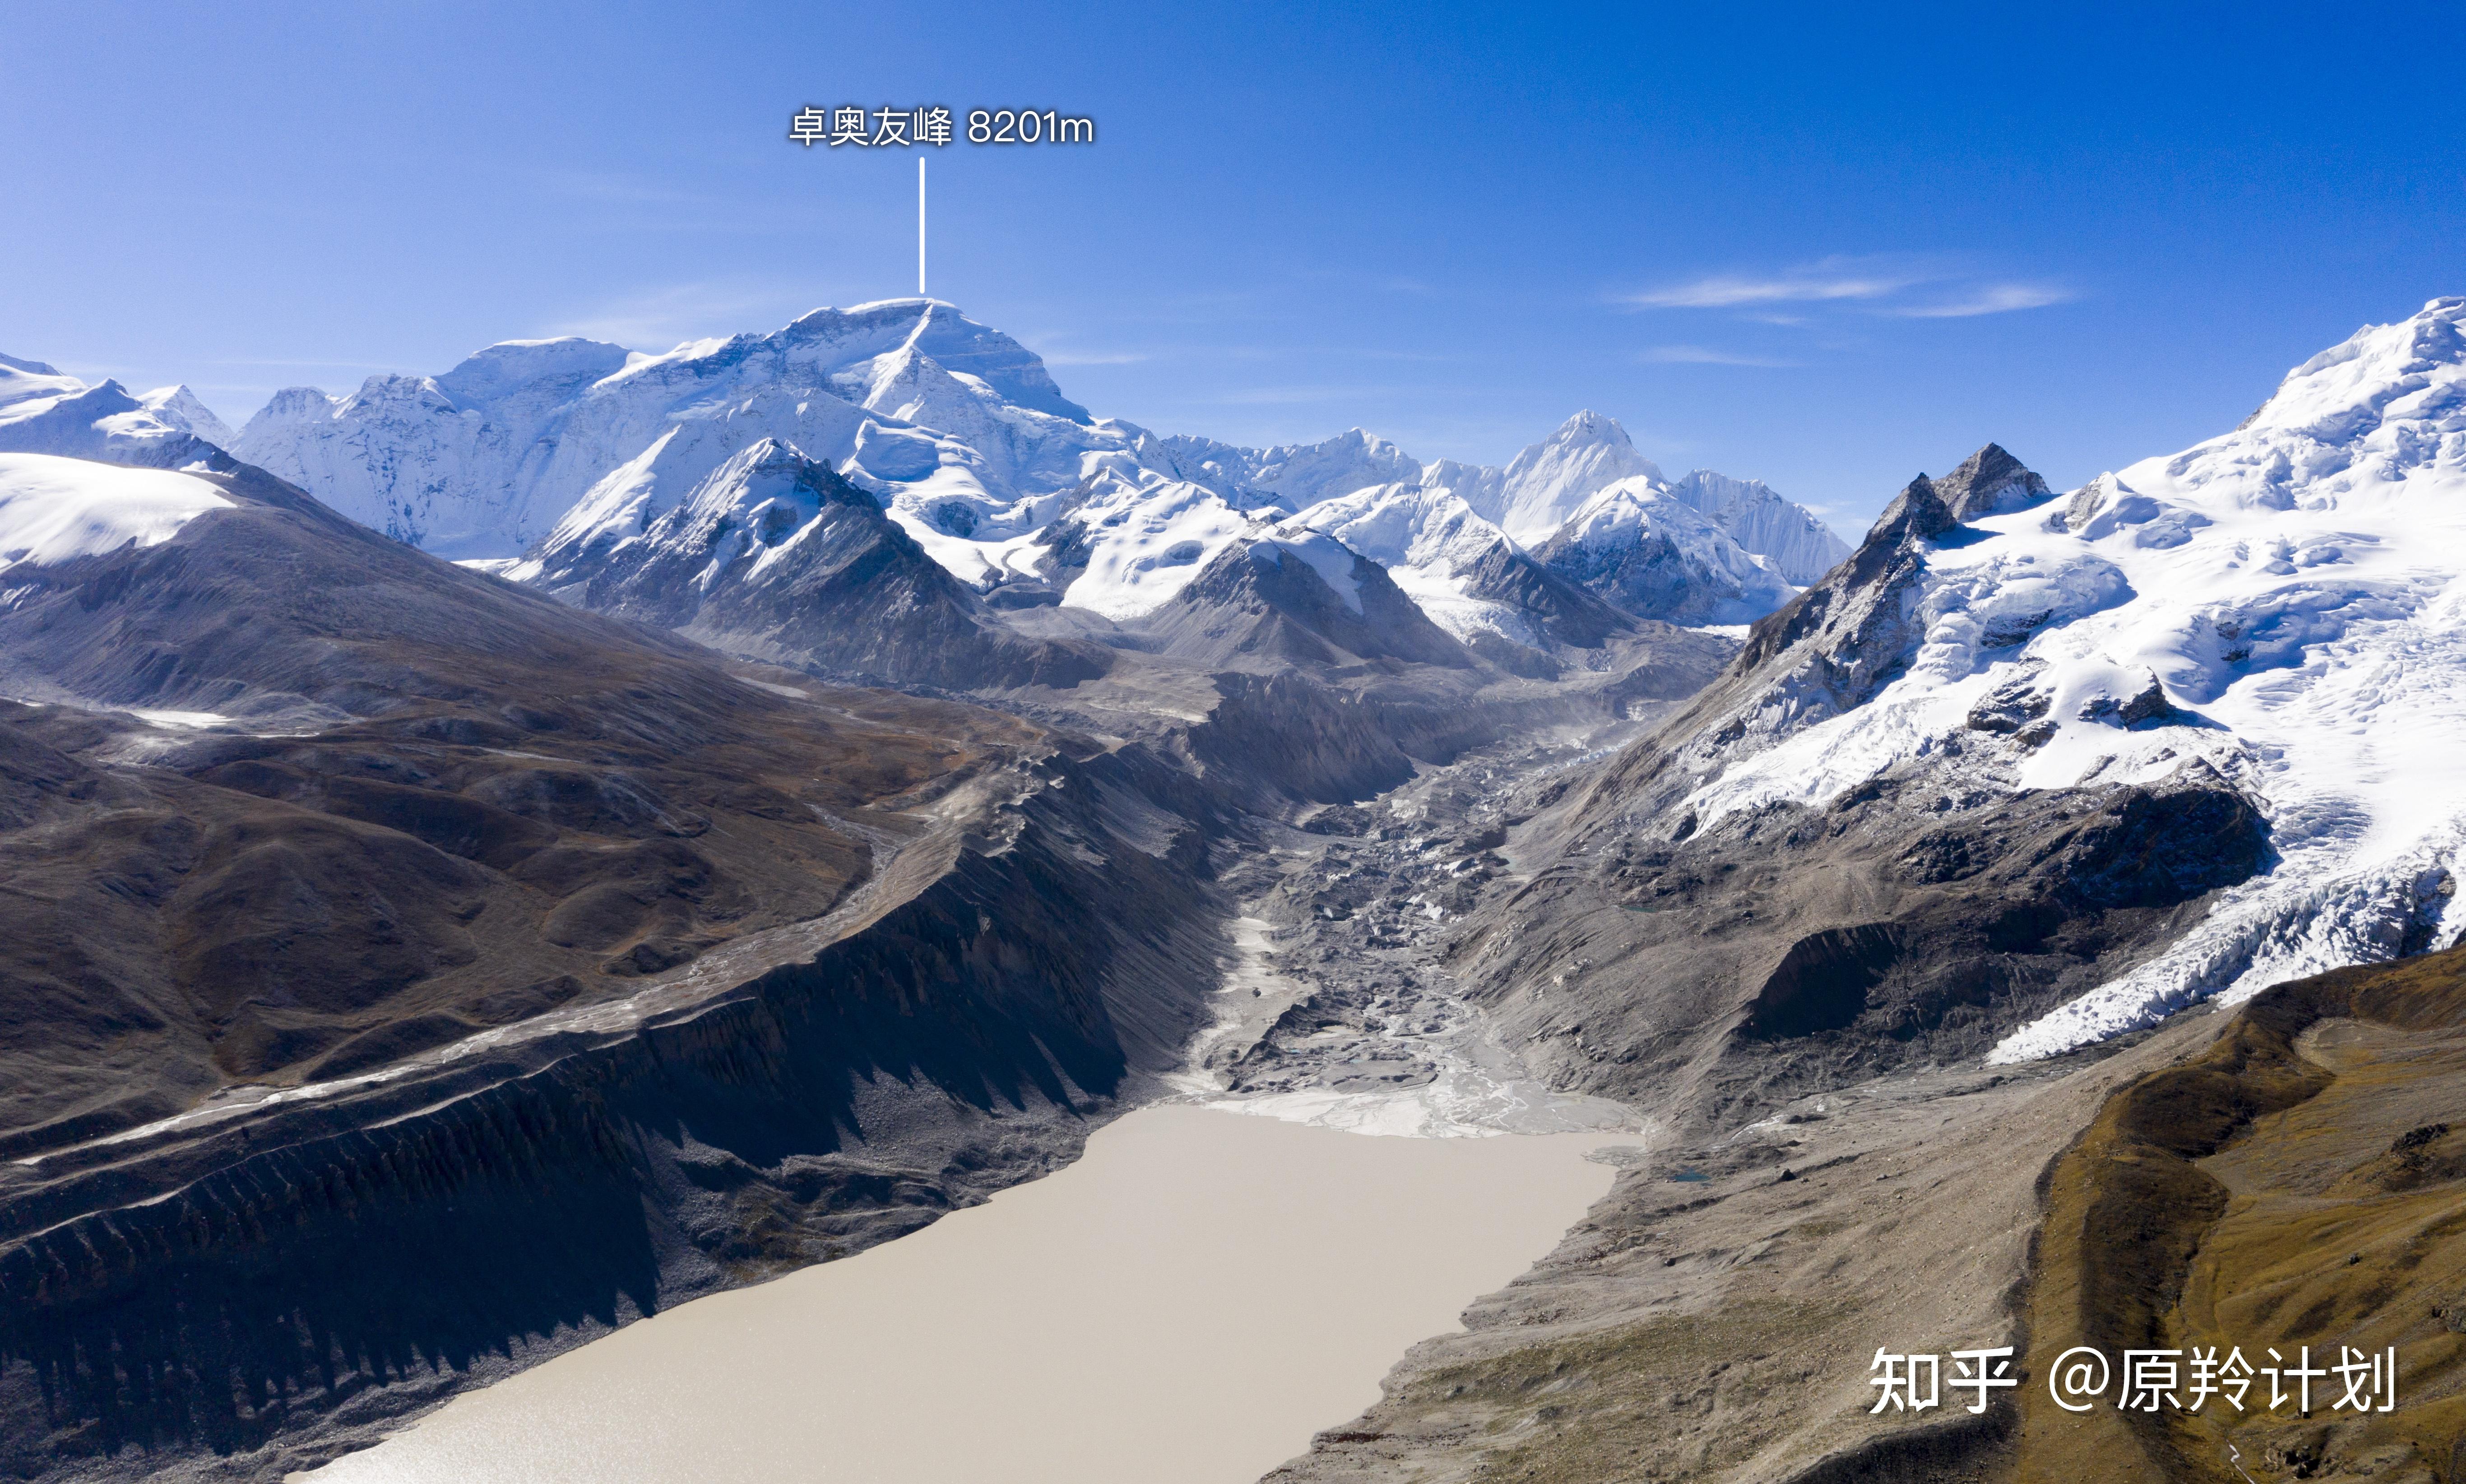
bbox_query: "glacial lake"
[300,1105,1620,1484]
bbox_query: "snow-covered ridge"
[1055,479,1279,620]
[1293,484,1536,645]
[233,300,1149,561]
[1160,412,1840,632]
[1666,297,2466,1058]
[0,357,233,468]
[1664,468,1851,585]
[1539,477,1797,625]
[0,453,233,574]
[136,386,237,447]
[224,303,1841,631]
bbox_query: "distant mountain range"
[199,301,1845,645]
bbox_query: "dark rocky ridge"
[1933,441,2053,523]
[526,444,1106,691]
[1132,537,1477,672]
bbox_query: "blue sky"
[5,1,2460,529]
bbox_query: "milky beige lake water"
[300,1105,1621,1484]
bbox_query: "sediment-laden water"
[299,1106,1618,1484]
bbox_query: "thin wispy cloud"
[1626,259,1924,310]
[1887,283,2072,318]
[1640,345,1802,368]
[1621,254,2072,320]
[546,280,845,348]
[1041,350,1150,366]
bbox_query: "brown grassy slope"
[0,454,1054,1152]
[1259,1031,2216,1484]
[2021,943,2466,1483]
[0,679,1036,1155]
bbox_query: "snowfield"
[1057,480,1280,619]
[1294,484,1537,645]
[0,453,232,573]
[1669,297,2466,1059]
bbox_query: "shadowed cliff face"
[0,741,1226,1483]
[526,447,1109,692]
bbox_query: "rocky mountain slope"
[0,448,1231,1481]
[2017,941,2466,1483]
[1438,299,2466,1139]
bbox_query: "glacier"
[1659,297,2466,1059]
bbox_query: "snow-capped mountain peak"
[0,357,232,469]
[1481,410,1665,543]
[1536,475,1796,625]
[1665,468,1855,583]
[2232,293,2466,446]
[222,301,1846,646]
[1645,296,2466,1062]
[137,385,239,448]
[232,300,1124,561]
